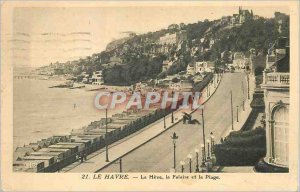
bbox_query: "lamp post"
[119,158,122,173]
[105,108,109,162]
[201,109,206,160]
[206,86,209,97]
[247,72,250,100]
[187,153,192,173]
[206,139,211,160]
[242,81,245,111]
[210,132,215,154]
[171,132,178,171]
[195,148,200,172]
[164,109,166,129]
[200,144,206,172]
[230,90,234,130]
[201,144,205,165]
[171,91,174,123]
[236,105,239,122]
[180,161,185,173]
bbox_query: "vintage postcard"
[1,1,299,191]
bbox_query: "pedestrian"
[84,152,87,161]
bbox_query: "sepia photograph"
[1,1,299,191]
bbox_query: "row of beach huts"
[13,106,175,172]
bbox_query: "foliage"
[214,127,266,166]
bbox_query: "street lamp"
[119,158,122,173]
[206,139,211,160]
[187,153,192,173]
[195,148,200,172]
[247,72,250,100]
[236,105,239,122]
[206,86,209,97]
[180,161,185,173]
[210,133,215,154]
[171,132,178,171]
[201,109,206,160]
[201,144,205,165]
[105,108,109,162]
[230,90,234,130]
[200,144,206,172]
[164,109,166,129]
[171,91,174,123]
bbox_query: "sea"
[13,79,120,150]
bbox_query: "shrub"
[215,127,266,166]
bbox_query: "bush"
[214,146,266,166]
[215,127,266,166]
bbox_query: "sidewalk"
[64,73,223,172]
[221,72,255,139]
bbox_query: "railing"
[265,72,289,86]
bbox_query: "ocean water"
[13,79,119,150]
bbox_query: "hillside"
[36,11,289,86]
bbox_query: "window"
[272,106,289,166]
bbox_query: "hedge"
[215,127,266,166]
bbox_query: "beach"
[13,79,121,150]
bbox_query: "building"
[186,63,195,76]
[195,61,208,74]
[81,72,90,84]
[231,7,253,26]
[168,24,180,30]
[91,71,103,85]
[162,60,174,72]
[158,31,187,45]
[233,52,245,69]
[159,33,177,45]
[259,37,289,172]
[221,50,233,63]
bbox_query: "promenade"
[100,72,248,172]
[64,74,222,172]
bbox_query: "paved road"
[100,72,247,172]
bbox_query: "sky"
[9,5,289,68]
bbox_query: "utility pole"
[105,108,109,162]
[201,109,206,160]
[230,90,234,130]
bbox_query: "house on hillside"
[186,63,195,76]
[158,31,187,45]
[162,60,174,72]
[231,7,253,26]
[91,71,103,85]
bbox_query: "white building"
[159,33,177,45]
[195,61,208,74]
[260,40,289,171]
[186,63,195,76]
[91,71,103,85]
[162,60,174,72]
[233,52,246,69]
